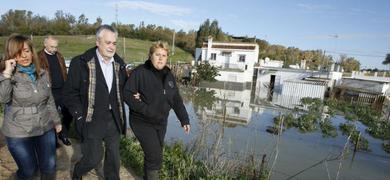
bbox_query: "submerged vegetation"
[272,97,388,152]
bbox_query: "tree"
[340,55,360,72]
[51,10,76,34]
[256,39,269,59]
[0,9,33,35]
[383,54,390,65]
[195,63,219,82]
[195,19,227,48]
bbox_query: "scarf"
[17,64,36,83]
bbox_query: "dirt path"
[0,134,139,180]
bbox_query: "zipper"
[32,83,38,93]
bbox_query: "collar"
[44,49,55,56]
[144,59,171,72]
[96,49,114,64]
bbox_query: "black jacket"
[124,60,189,126]
[63,47,128,135]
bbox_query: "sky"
[1,0,390,70]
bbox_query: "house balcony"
[209,61,247,72]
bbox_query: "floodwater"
[163,84,390,180]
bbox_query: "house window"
[210,53,216,60]
[234,107,240,114]
[239,55,246,62]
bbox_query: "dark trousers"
[131,120,167,171]
[52,89,73,136]
[59,105,72,136]
[6,129,56,179]
[72,112,120,180]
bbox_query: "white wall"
[341,78,389,94]
[273,81,326,108]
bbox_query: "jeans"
[6,129,56,179]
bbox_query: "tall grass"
[119,137,268,179]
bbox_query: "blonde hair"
[149,41,170,58]
[0,34,41,76]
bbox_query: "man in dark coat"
[63,25,127,180]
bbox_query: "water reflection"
[165,84,390,179]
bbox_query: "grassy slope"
[0,35,194,64]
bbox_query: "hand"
[133,92,141,102]
[2,59,16,77]
[183,124,190,134]
[55,124,62,133]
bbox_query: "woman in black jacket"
[124,41,190,180]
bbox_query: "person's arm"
[0,59,16,103]
[123,69,149,115]
[62,58,84,120]
[0,75,12,103]
[123,69,164,119]
[172,78,190,127]
[172,88,190,125]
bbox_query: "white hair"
[96,25,118,41]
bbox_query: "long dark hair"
[0,34,41,77]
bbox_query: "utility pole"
[170,31,175,66]
[115,3,119,26]
[123,37,126,61]
[172,31,176,56]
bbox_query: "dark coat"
[63,47,128,136]
[124,60,189,126]
[37,49,67,82]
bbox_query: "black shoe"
[58,131,72,146]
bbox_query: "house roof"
[202,42,257,50]
[284,79,328,86]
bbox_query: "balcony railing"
[209,61,246,72]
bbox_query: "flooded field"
[163,86,390,179]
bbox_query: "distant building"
[259,57,283,68]
[334,73,389,110]
[342,73,390,96]
[195,36,259,83]
[273,79,327,109]
[253,67,343,109]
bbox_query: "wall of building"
[341,78,389,94]
[273,80,327,109]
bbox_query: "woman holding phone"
[0,34,61,180]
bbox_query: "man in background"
[38,36,72,146]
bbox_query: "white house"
[259,57,284,68]
[195,37,259,83]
